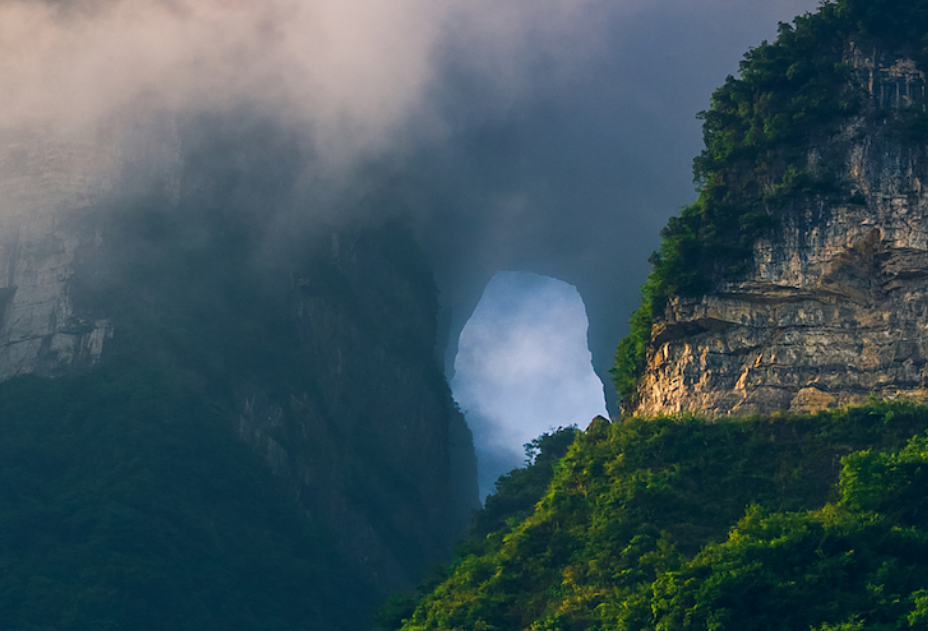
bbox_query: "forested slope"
[0,364,370,631]
[392,403,928,630]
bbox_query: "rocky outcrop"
[633,44,928,417]
[235,226,479,591]
[0,134,118,379]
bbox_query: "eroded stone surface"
[633,46,928,418]
[0,134,118,378]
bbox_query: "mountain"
[615,0,928,417]
[10,1,928,629]
[0,114,478,629]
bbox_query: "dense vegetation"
[612,0,928,406]
[389,402,928,630]
[0,362,372,631]
[376,427,579,631]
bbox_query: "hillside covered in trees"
[387,403,928,630]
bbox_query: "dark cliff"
[0,116,479,628]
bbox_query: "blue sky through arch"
[451,271,608,501]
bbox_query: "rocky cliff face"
[633,43,928,417]
[0,135,120,379]
[234,225,479,590]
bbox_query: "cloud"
[0,0,619,166]
[0,0,820,204]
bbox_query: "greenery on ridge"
[612,0,928,406]
[387,401,928,631]
[376,426,579,631]
[465,427,581,553]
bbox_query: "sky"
[1,0,823,495]
[451,272,607,499]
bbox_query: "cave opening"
[450,271,607,501]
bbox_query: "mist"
[1,0,821,463]
[0,0,616,167]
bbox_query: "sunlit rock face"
[633,44,928,418]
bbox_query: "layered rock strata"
[633,44,928,417]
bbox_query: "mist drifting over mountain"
[1,0,820,468]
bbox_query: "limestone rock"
[0,134,118,378]
[633,45,928,417]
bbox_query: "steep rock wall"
[0,135,119,378]
[235,226,478,590]
[634,44,928,417]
